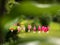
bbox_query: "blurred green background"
[0,0,60,45]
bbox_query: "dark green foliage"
[53,14,60,23]
[57,0,60,3]
[5,30,18,42]
[25,25,28,32]
[39,13,51,26]
[26,15,34,19]
[15,0,22,2]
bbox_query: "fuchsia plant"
[11,23,49,33]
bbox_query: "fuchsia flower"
[38,25,41,31]
[42,26,49,32]
[28,24,32,30]
[41,26,45,31]
[33,26,36,31]
[17,26,21,32]
[44,27,47,32]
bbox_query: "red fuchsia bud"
[33,26,36,31]
[38,25,41,31]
